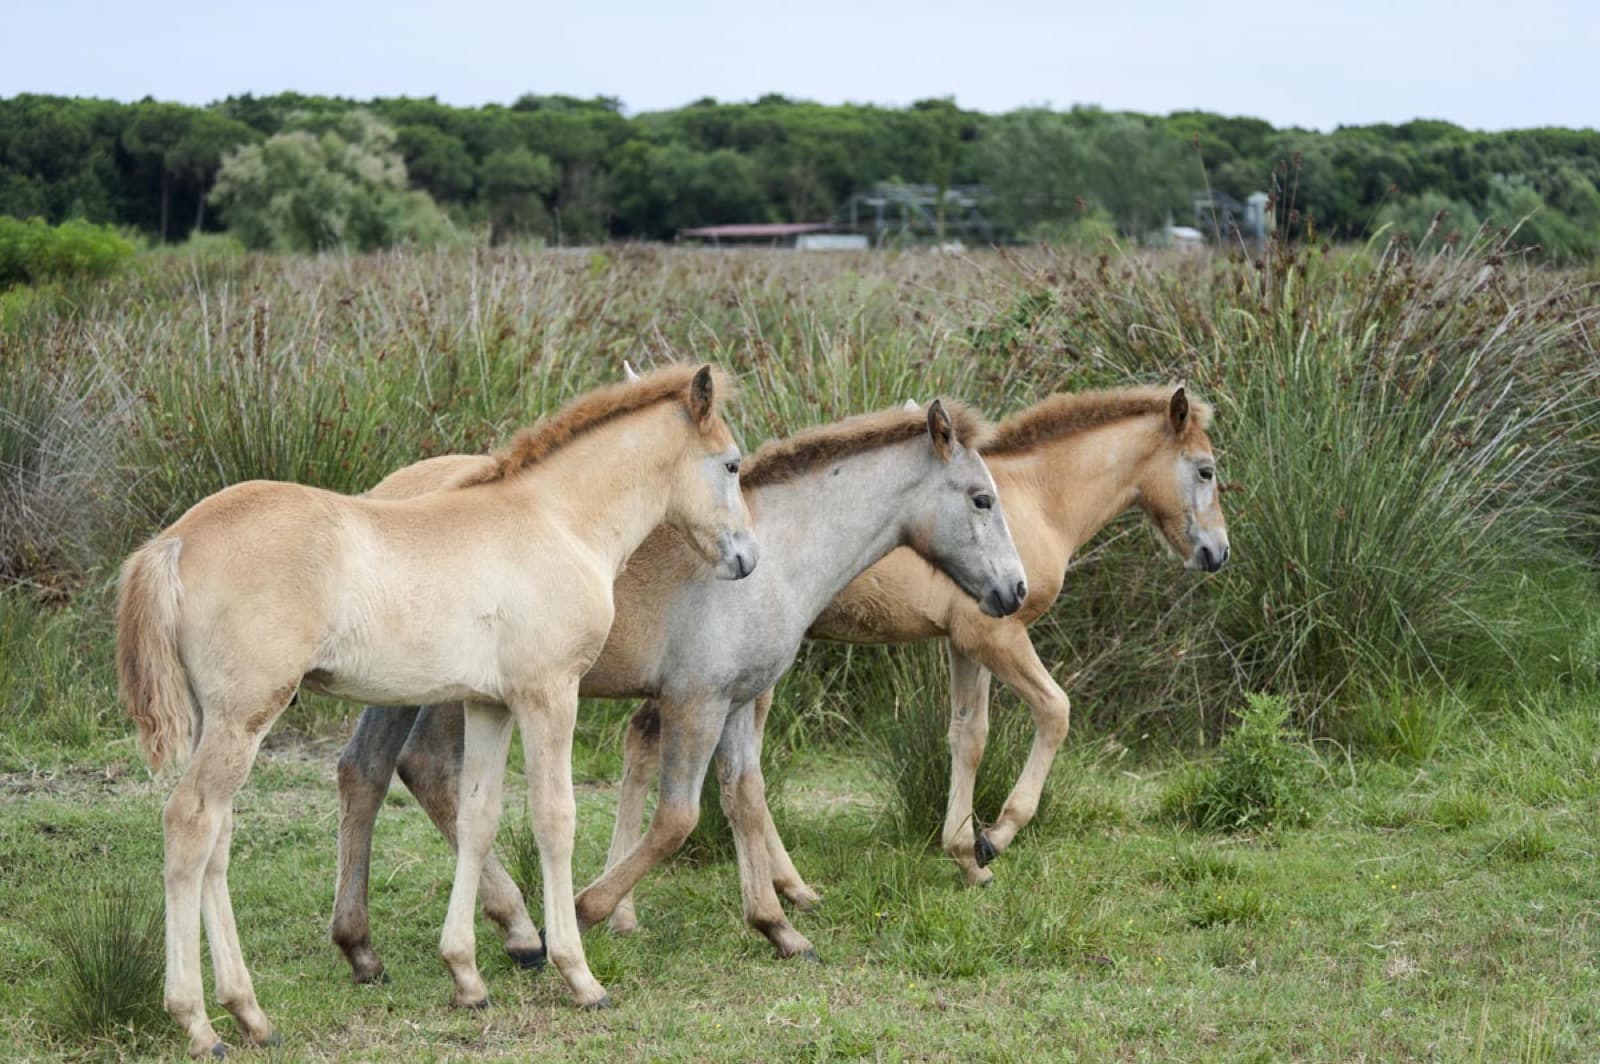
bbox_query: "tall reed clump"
[971,232,1600,734]
[0,357,119,594]
[44,880,164,1043]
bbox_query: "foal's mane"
[740,402,988,488]
[981,386,1213,456]
[464,364,728,486]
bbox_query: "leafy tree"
[395,123,477,205]
[481,146,555,242]
[122,101,192,241]
[1374,190,1482,247]
[209,111,448,251]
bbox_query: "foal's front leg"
[575,697,724,931]
[942,644,995,886]
[514,681,609,1007]
[964,627,1070,862]
[437,700,514,1009]
[944,626,1071,883]
[393,705,544,969]
[717,699,816,959]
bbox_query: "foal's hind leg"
[750,688,821,911]
[331,705,419,984]
[718,699,815,959]
[202,806,274,1046]
[603,700,664,935]
[163,694,288,1056]
[395,704,543,968]
[941,644,995,887]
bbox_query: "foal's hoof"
[581,994,613,1011]
[248,1031,282,1048]
[508,946,546,971]
[462,996,491,1011]
[973,832,998,868]
[208,1044,227,1060]
[353,968,390,986]
[794,948,821,965]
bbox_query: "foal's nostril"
[1014,580,1028,605]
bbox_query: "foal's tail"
[116,536,196,774]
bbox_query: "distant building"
[677,222,848,248]
[1192,190,1273,244]
[833,183,1006,246]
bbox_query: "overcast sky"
[5,0,1596,131]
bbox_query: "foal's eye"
[973,494,993,510]
[725,460,741,476]
[1198,467,1215,482]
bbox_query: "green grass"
[2,688,1597,1060]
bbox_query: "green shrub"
[0,216,136,289]
[1161,693,1320,832]
[45,880,164,1040]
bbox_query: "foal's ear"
[623,359,642,382]
[689,365,716,429]
[1168,386,1190,436]
[927,399,958,462]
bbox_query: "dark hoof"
[796,948,820,964]
[209,1043,227,1059]
[581,994,613,1011]
[509,946,546,971]
[466,997,491,1011]
[252,1031,282,1048]
[973,832,998,868]
[353,969,390,986]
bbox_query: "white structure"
[796,233,870,251]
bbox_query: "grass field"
[2,238,1598,1060]
[3,693,1597,1061]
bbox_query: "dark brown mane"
[740,402,988,489]
[981,386,1213,456]
[462,364,728,486]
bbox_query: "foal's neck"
[749,441,935,622]
[501,405,687,577]
[993,415,1161,561]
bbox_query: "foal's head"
[1137,387,1231,573]
[909,401,1029,618]
[666,365,759,580]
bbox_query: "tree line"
[3,92,1598,256]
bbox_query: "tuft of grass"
[44,880,164,1042]
[1184,884,1270,928]
[1340,684,1465,763]
[1431,788,1492,831]
[1489,817,1555,864]
[1160,693,1320,832]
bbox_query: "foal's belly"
[302,667,499,708]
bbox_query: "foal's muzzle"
[981,578,1028,618]
[713,530,760,581]
[1194,543,1230,573]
